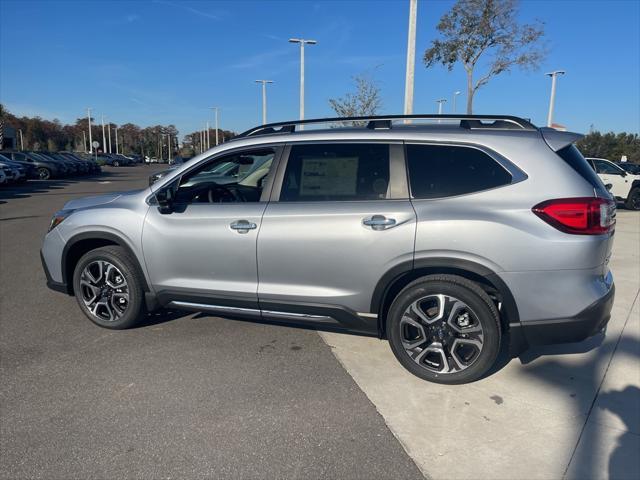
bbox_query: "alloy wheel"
[38,168,50,180]
[79,260,129,322]
[399,294,484,374]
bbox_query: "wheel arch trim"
[61,231,150,294]
[371,257,520,337]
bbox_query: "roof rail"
[237,114,537,138]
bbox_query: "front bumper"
[41,250,68,294]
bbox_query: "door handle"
[230,220,257,233]
[363,215,396,231]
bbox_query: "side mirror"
[605,183,613,191]
[156,187,174,213]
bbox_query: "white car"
[586,157,640,210]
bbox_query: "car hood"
[63,189,146,210]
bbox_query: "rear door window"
[279,143,390,201]
[406,144,512,199]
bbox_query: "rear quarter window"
[406,144,512,199]
[558,145,605,189]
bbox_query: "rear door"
[257,142,416,332]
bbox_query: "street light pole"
[210,107,220,145]
[19,129,24,151]
[101,115,107,154]
[546,70,565,127]
[255,80,274,124]
[206,121,210,150]
[289,38,317,126]
[452,91,461,113]
[115,127,119,155]
[107,122,112,153]
[403,0,418,117]
[87,108,93,154]
[436,98,447,114]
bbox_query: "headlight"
[48,209,75,232]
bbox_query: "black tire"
[625,187,640,210]
[72,246,145,329]
[387,274,501,385]
[38,167,51,180]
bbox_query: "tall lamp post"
[101,115,107,154]
[452,91,461,113]
[210,107,220,145]
[403,0,418,117]
[255,80,274,124]
[87,108,93,154]
[436,98,447,114]
[288,38,317,126]
[546,70,565,127]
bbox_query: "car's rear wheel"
[38,167,51,180]
[72,246,144,329]
[387,274,501,384]
[625,187,640,210]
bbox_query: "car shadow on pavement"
[134,309,194,328]
[517,334,640,479]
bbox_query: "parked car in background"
[616,162,640,175]
[586,157,640,210]
[0,154,31,182]
[2,151,65,179]
[0,162,20,183]
[0,168,6,185]
[42,114,617,385]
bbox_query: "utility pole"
[403,0,418,117]
[452,91,461,113]
[87,108,93,154]
[101,115,106,154]
[115,127,119,155]
[211,107,220,145]
[255,80,274,124]
[289,38,317,126]
[546,70,565,127]
[107,122,112,153]
[19,129,24,151]
[436,98,447,114]
[82,131,86,153]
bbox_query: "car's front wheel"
[72,246,144,329]
[387,274,501,384]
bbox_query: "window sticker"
[299,156,358,196]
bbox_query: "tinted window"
[593,159,625,175]
[280,143,390,202]
[406,144,512,199]
[558,147,606,189]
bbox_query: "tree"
[423,0,545,114]
[328,74,382,120]
[577,131,640,163]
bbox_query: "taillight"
[532,197,616,235]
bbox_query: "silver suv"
[41,115,616,384]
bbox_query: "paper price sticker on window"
[299,157,358,196]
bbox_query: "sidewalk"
[321,211,640,480]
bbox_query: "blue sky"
[1,0,638,138]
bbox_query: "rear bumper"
[510,282,614,355]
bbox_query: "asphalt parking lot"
[1,166,638,479]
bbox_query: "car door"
[142,145,282,309]
[593,159,630,198]
[257,142,416,333]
